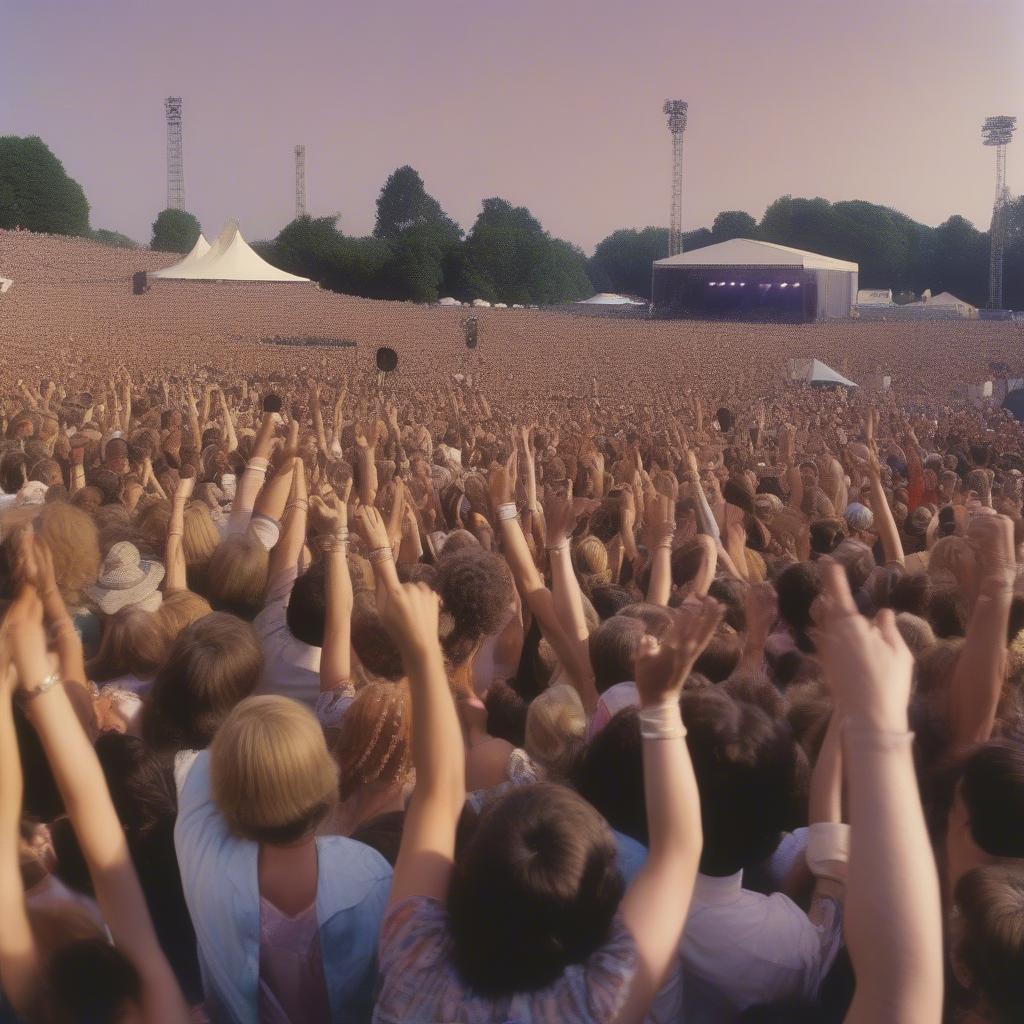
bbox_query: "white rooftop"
[655,237,858,273]
[577,292,645,305]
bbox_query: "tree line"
[2,134,1022,309]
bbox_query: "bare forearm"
[870,475,904,566]
[843,732,943,1023]
[321,551,352,689]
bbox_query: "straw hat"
[86,541,164,615]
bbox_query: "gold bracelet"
[19,671,62,703]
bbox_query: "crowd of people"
[0,350,1022,1024]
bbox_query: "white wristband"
[638,701,686,740]
[497,502,518,521]
[806,822,851,881]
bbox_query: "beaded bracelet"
[368,546,394,564]
[319,535,349,554]
[545,541,569,554]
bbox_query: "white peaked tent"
[152,221,309,282]
[437,297,461,306]
[788,358,858,388]
[577,292,644,306]
[0,277,12,295]
[152,234,210,278]
[471,299,492,308]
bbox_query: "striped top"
[373,896,638,1024]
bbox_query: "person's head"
[0,449,27,494]
[948,739,1024,890]
[574,706,647,843]
[351,590,405,680]
[525,684,587,782]
[588,615,646,694]
[572,536,611,592]
[683,687,804,875]
[142,613,262,754]
[616,602,674,639]
[94,732,177,838]
[104,438,130,474]
[953,865,1024,1024]
[483,680,527,747]
[36,501,102,605]
[435,549,512,666]
[447,782,624,995]
[587,583,635,621]
[155,589,212,644]
[831,538,876,593]
[775,561,822,651]
[87,607,167,684]
[205,534,269,620]
[930,536,979,600]
[285,561,327,647]
[894,612,936,655]
[670,538,709,590]
[30,458,63,488]
[211,696,338,844]
[693,624,743,683]
[809,519,845,557]
[181,503,220,592]
[332,682,412,801]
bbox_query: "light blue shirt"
[174,751,392,1023]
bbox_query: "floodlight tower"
[165,97,184,211]
[295,144,307,219]
[663,100,688,257]
[983,115,1016,309]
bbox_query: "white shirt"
[253,565,321,710]
[678,871,843,1021]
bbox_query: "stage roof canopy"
[152,222,308,282]
[655,238,858,273]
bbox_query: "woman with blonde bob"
[524,683,587,783]
[174,695,392,1023]
[205,533,269,620]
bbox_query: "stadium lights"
[729,281,736,286]
[780,283,788,288]
[793,282,801,288]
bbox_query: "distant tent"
[577,292,644,306]
[152,233,210,277]
[437,297,461,306]
[493,303,508,309]
[0,277,12,295]
[788,358,858,388]
[151,221,308,282]
[471,299,491,308]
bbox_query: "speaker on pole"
[132,271,149,296]
[464,316,478,350]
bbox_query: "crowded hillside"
[1,226,1024,1023]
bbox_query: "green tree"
[1003,196,1024,311]
[711,210,758,243]
[90,228,138,249]
[459,198,590,305]
[374,166,461,242]
[589,227,668,299]
[927,215,989,306]
[0,136,89,235]
[151,208,202,254]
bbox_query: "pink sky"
[3,0,1022,252]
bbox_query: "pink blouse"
[258,896,330,1024]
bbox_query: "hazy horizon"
[3,0,1022,254]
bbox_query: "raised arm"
[226,408,277,536]
[948,515,1015,754]
[6,579,190,1024]
[355,419,380,509]
[489,456,596,712]
[645,493,676,606]
[379,583,463,906]
[165,473,194,593]
[861,445,904,567]
[613,598,720,1024]
[816,561,943,1024]
[0,654,39,1017]
[313,494,353,693]
[265,455,307,594]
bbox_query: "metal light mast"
[983,115,1016,309]
[295,144,307,219]
[663,100,688,257]
[165,97,184,210]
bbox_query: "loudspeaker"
[132,271,148,295]
[376,347,398,373]
[464,316,478,350]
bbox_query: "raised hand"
[968,512,1015,587]
[634,596,723,706]
[543,483,580,547]
[310,493,346,536]
[353,504,391,553]
[813,560,912,732]
[377,581,441,660]
[488,447,518,508]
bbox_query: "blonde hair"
[36,502,101,604]
[210,696,338,843]
[525,684,587,781]
[206,534,269,619]
[333,682,412,800]
[156,589,212,643]
[87,607,168,683]
[573,535,612,594]
[182,502,220,584]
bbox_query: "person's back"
[174,696,392,1023]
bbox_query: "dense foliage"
[0,136,90,235]
[151,209,202,254]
